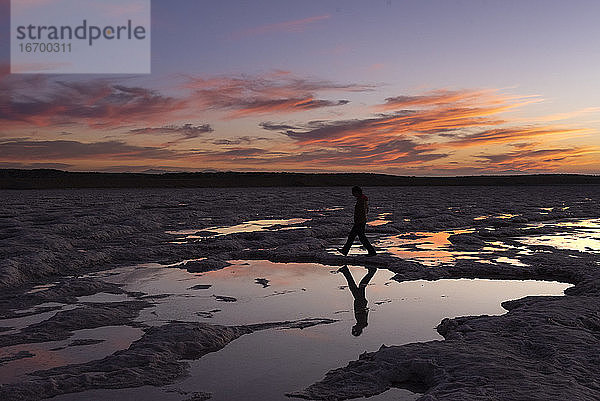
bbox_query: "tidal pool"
[374,229,475,265]
[48,260,571,401]
[166,218,310,241]
[0,325,144,385]
[333,227,545,267]
[368,212,393,226]
[518,218,600,253]
[329,229,477,263]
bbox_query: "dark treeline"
[1,169,599,189]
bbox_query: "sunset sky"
[1,0,599,175]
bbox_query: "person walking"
[338,186,376,256]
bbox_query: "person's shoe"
[367,250,377,257]
[338,248,348,256]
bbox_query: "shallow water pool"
[50,260,572,401]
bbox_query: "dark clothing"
[354,194,369,224]
[340,191,376,256]
[340,266,377,333]
[341,222,376,255]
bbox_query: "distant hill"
[0,169,599,189]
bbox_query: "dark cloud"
[446,127,583,147]
[0,162,73,169]
[0,139,182,160]
[185,73,370,117]
[259,122,299,131]
[381,89,496,109]
[0,74,185,127]
[129,123,213,141]
[211,136,270,145]
[474,148,577,164]
[465,146,599,173]
[260,112,441,144]
[0,68,369,131]
[261,99,579,152]
[218,148,267,157]
[268,117,378,142]
[1,65,593,173]
[189,137,447,167]
[248,89,596,170]
[510,142,537,149]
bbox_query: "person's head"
[351,186,362,197]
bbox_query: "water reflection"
[166,218,310,240]
[0,325,144,384]
[25,283,57,295]
[338,265,377,336]
[474,213,520,221]
[518,218,600,253]
[332,227,535,267]
[12,261,571,401]
[368,212,392,227]
[375,229,474,266]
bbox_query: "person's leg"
[339,265,359,298]
[356,267,377,301]
[356,223,376,255]
[340,224,359,255]
[358,267,377,288]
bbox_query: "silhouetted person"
[338,186,376,256]
[338,265,377,336]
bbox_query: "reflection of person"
[338,186,376,256]
[338,265,377,336]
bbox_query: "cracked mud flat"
[0,186,599,400]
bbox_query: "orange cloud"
[261,89,554,150]
[445,126,588,148]
[0,69,371,133]
[257,88,596,171]
[0,66,596,173]
[471,146,600,172]
[533,107,600,122]
[378,89,540,110]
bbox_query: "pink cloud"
[184,72,371,118]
